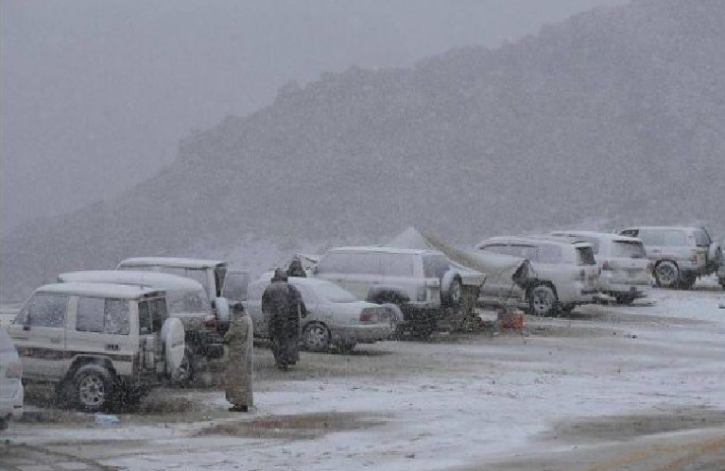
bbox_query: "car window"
[537,243,563,263]
[167,289,208,313]
[575,246,597,265]
[620,229,638,238]
[637,229,663,246]
[693,229,711,248]
[510,244,538,261]
[380,253,414,277]
[317,253,349,274]
[222,271,250,301]
[663,230,686,247]
[423,254,450,278]
[612,240,647,258]
[246,282,267,302]
[77,297,130,335]
[15,293,68,328]
[138,298,166,335]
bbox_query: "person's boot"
[229,405,249,412]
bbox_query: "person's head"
[231,302,247,318]
[271,268,288,282]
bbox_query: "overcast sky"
[1,0,629,234]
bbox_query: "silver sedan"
[245,276,394,353]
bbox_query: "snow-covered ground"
[3,284,725,471]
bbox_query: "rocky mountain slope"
[3,0,724,302]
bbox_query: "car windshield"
[612,240,647,258]
[309,282,357,303]
[166,288,209,313]
[423,254,450,278]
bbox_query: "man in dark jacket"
[262,268,306,370]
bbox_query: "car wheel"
[441,271,463,308]
[528,284,558,317]
[380,303,405,339]
[678,273,696,290]
[303,322,331,352]
[654,261,679,288]
[720,280,725,289]
[615,294,635,305]
[172,347,195,387]
[74,364,114,413]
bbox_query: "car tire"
[172,346,195,387]
[73,364,114,413]
[380,303,405,339]
[615,294,635,305]
[441,271,463,308]
[303,322,331,352]
[528,283,558,317]
[410,318,436,340]
[654,261,679,288]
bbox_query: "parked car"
[0,326,24,430]
[116,257,250,304]
[57,270,225,384]
[475,236,600,316]
[7,283,186,412]
[549,231,651,304]
[310,247,465,338]
[245,276,393,353]
[618,226,722,289]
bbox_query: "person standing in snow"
[262,268,306,370]
[286,257,307,278]
[224,302,254,412]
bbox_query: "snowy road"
[2,285,724,471]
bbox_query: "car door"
[7,292,69,381]
[66,296,135,373]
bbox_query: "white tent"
[384,227,531,290]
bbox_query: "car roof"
[549,231,643,243]
[252,273,347,289]
[117,257,227,269]
[57,270,205,291]
[619,226,702,232]
[326,246,439,256]
[35,282,164,299]
[479,235,592,248]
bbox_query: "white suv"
[619,226,722,289]
[57,270,225,385]
[549,231,652,304]
[311,247,464,338]
[8,283,186,412]
[476,236,600,316]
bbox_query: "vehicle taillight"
[577,269,586,281]
[646,262,654,273]
[204,314,218,329]
[690,252,699,264]
[5,361,22,379]
[359,310,374,322]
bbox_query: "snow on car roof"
[36,282,164,299]
[479,235,594,248]
[58,270,204,291]
[619,225,704,232]
[549,230,643,243]
[327,246,439,255]
[117,257,227,269]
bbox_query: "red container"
[497,310,524,329]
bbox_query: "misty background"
[1,0,627,234]
[2,0,723,303]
